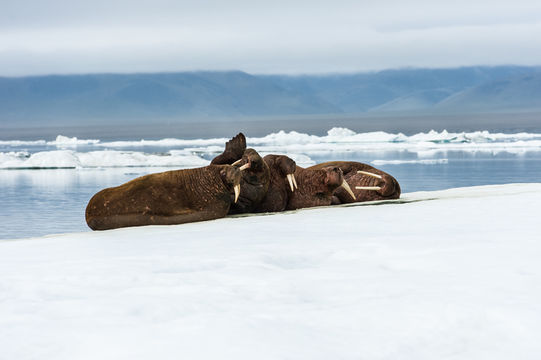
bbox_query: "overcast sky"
[1,0,541,76]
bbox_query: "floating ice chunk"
[48,135,100,147]
[327,127,356,137]
[0,150,209,169]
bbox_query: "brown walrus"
[227,148,271,214]
[254,154,298,213]
[286,165,356,210]
[211,134,270,214]
[308,161,401,203]
[85,165,241,230]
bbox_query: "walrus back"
[85,166,233,230]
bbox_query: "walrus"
[254,154,298,213]
[227,148,271,214]
[308,161,401,203]
[286,165,355,210]
[85,165,241,230]
[211,133,282,214]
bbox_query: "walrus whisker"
[239,163,251,171]
[231,159,243,166]
[292,174,298,189]
[286,174,295,192]
[355,186,382,191]
[341,180,356,200]
[234,184,240,203]
[357,170,382,179]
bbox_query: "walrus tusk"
[286,174,295,192]
[239,163,251,171]
[341,180,356,200]
[234,184,240,203]
[292,174,298,189]
[231,159,242,166]
[357,170,382,179]
[355,186,382,191]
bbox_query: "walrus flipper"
[211,133,247,165]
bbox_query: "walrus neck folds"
[173,166,231,201]
[296,169,329,194]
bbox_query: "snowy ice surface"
[2,128,541,169]
[0,150,208,169]
[1,184,540,360]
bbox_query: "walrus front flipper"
[211,133,247,165]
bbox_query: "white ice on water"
[2,128,541,169]
[0,150,209,169]
[1,183,540,359]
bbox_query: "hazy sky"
[1,0,541,76]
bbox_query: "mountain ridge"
[2,66,541,126]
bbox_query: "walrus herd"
[85,133,401,230]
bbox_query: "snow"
[0,150,208,169]
[1,183,541,359]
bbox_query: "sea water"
[1,127,541,239]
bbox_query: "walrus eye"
[357,170,382,179]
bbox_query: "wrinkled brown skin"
[210,134,271,214]
[286,166,345,210]
[228,148,271,214]
[308,161,401,203]
[85,165,241,230]
[254,154,297,213]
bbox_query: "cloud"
[1,0,541,75]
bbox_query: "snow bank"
[0,150,208,169]
[2,128,541,169]
[1,183,540,359]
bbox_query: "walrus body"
[210,134,273,214]
[85,165,241,230]
[254,154,297,213]
[308,161,401,203]
[228,148,271,214]
[286,166,352,210]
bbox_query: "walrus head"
[323,166,356,200]
[354,170,401,198]
[219,165,242,203]
[263,154,298,192]
[233,148,265,172]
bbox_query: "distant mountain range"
[1,66,541,126]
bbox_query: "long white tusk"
[286,174,295,192]
[355,186,381,191]
[231,159,242,166]
[357,170,382,179]
[234,184,240,203]
[239,163,251,171]
[341,180,356,200]
[292,174,298,189]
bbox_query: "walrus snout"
[354,170,398,197]
[379,175,401,197]
[219,165,242,203]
